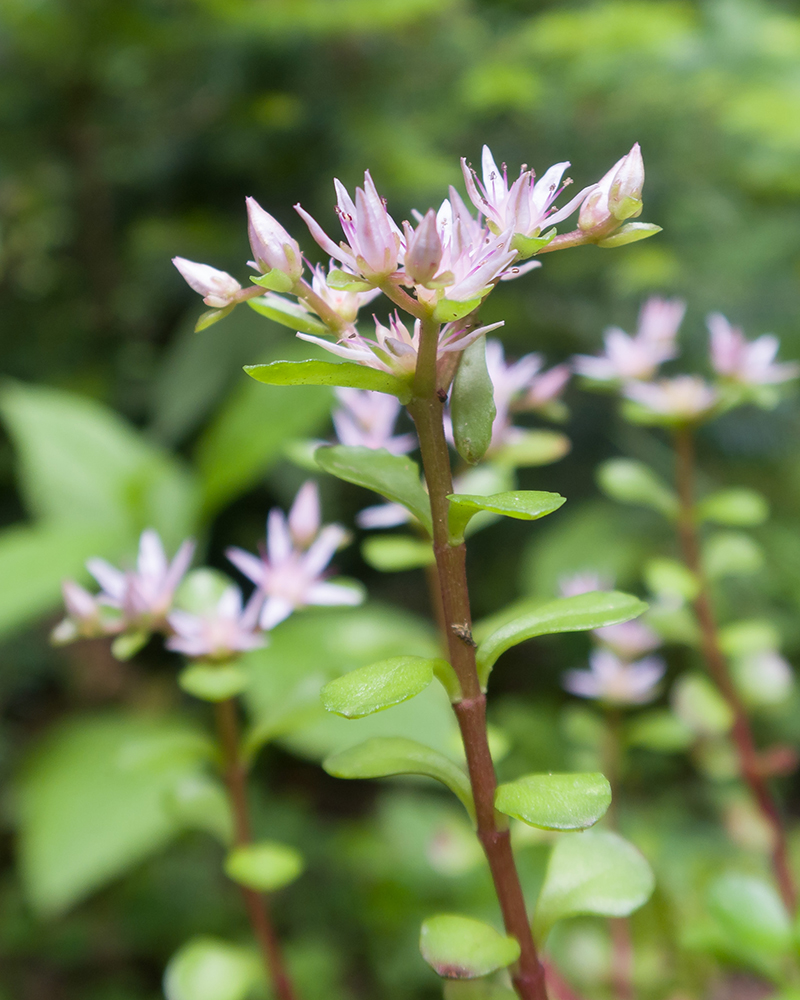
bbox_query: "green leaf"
[708,873,792,956]
[250,269,295,293]
[316,445,432,534]
[596,222,662,248]
[326,268,372,291]
[245,359,411,401]
[450,338,496,465]
[111,629,150,661]
[174,569,234,615]
[195,304,235,332]
[625,710,694,753]
[697,488,769,526]
[702,531,764,578]
[432,296,483,322]
[165,775,234,845]
[476,591,648,688]
[510,228,556,258]
[643,557,699,602]
[179,664,249,702]
[361,535,435,571]
[323,737,474,819]
[17,714,212,917]
[164,937,261,1000]
[224,841,304,892]
[492,429,571,468]
[447,491,565,545]
[671,674,734,736]
[443,982,516,1000]
[247,295,327,335]
[494,772,611,831]
[719,619,780,657]
[596,458,678,518]
[533,830,655,941]
[321,655,442,718]
[419,914,520,979]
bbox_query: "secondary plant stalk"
[407,317,548,1000]
[215,699,298,1000]
[673,426,797,912]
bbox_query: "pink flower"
[308,262,381,325]
[593,619,661,659]
[558,572,612,598]
[298,312,503,381]
[579,144,645,232]
[461,145,591,239]
[563,649,664,705]
[246,198,303,283]
[708,313,799,385]
[332,388,416,453]
[295,171,403,281]
[518,364,571,411]
[624,376,718,419]
[172,257,242,308]
[573,297,684,382]
[87,530,195,626]
[226,481,362,630]
[51,580,123,644]
[167,586,265,661]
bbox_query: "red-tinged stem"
[673,426,797,913]
[543,960,587,1000]
[378,278,428,320]
[407,316,548,1000]
[215,699,298,1000]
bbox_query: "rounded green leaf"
[179,664,248,702]
[596,458,678,518]
[247,295,327,335]
[708,873,792,955]
[702,531,764,579]
[671,674,734,736]
[697,488,769,526]
[174,569,233,615]
[420,914,520,979]
[625,710,694,753]
[164,936,261,1000]
[533,830,655,941]
[643,557,698,602]
[361,535,435,572]
[492,429,570,468]
[245,360,411,402]
[450,338,496,465]
[476,591,648,687]
[323,737,474,819]
[447,491,565,544]
[433,296,483,322]
[315,445,432,534]
[224,841,304,892]
[495,773,611,831]
[596,222,662,247]
[320,655,440,718]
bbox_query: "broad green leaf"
[643,557,698,602]
[250,269,295,293]
[697,488,769,526]
[165,775,234,845]
[625,710,694,753]
[596,458,678,518]
[443,982,516,1000]
[179,663,249,702]
[419,914,520,979]
[718,619,780,657]
[671,675,734,737]
[494,772,611,831]
[447,491,565,545]
[492,429,570,468]
[316,445,432,534]
[476,591,648,687]
[433,296,483,323]
[164,937,261,1000]
[195,373,331,517]
[245,359,411,401]
[0,381,198,544]
[321,655,442,718]
[533,830,655,941]
[510,228,556,257]
[224,841,304,892]
[450,338,496,465]
[247,294,327,334]
[361,535,434,571]
[702,531,764,579]
[323,737,474,819]
[17,714,212,917]
[708,873,792,956]
[327,268,372,291]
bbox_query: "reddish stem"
[673,426,796,912]
[215,699,298,1000]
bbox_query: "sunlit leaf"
[697,488,769,526]
[178,663,249,702]
[247,295,327,334]
[597,458,678,518]
[702,531,764,579]
[361,535,435,571]
[245,359,411,400]
[224,841,304,892]
[492,430,570,468]
[447,491,565,545]
[164,937,261,1000]
[494,772,611,831]
[321,655,442,718]
[708,873,792,956]
[419,914,520,979]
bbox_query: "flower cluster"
[54,483,359,662]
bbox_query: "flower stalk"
[673,425,797,912]
[407,316,548,1000]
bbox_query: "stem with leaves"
[407,314,549,1000]
[215,698,298,1000]
[673,426,797,913]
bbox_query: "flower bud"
[403,209,443,286]
[608,143,644,221]
[246,197,303,285]
[172,257,242,307]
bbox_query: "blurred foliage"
[4,0,800,999]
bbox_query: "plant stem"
[215,699,298,1000]
[673,426,797,912]
[407,319,548,1000]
